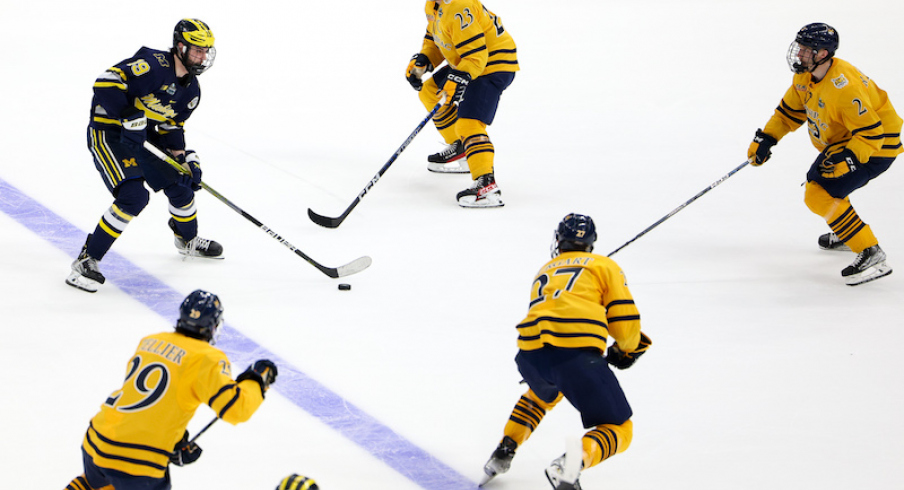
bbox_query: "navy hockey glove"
[237,359,278,397]
[819,148,859,178]
[441,69,471,106]
[175,151,203,191]
[747,129,778,166]
[170,431,202,466]
[120,106,147,149]
[405,53,434,91]
[607,332,652,370]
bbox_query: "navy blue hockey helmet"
[172,18,216,76]
[787,23,839,74]
[552,213,598,258]
[176,289,224,344]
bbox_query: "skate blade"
[819,244,852,252]
[845,263,892,286]
[65,273,100,293]
[458,193,504,208]
[178,251,225,260]
[428,159,469,173]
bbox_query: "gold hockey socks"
[805,182,878,253]
[503,390,563,446]
[582,419,633,469]
[65,475,94,490]
[458,118,494,178]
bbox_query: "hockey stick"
[189,417,217,444]
[607,159,751,257]
[143,142,372,278]
[307,100,444,228]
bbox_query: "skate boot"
[169,218,224,259]
[457,172,504,208]
[479,436,518,486]
[818,232,851,252]
[544,454,583,490]
[427,140,469,173]
[66,234,106,293]
[841,244,892,286]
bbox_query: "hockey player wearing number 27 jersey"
[65,291,277,490]
[747,23,900,286]
[480,215,651,490]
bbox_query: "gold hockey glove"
[748,129,778,166]
[441,69,471,106]
[819,148,859,178]
[405,53,434,91]
[607,332,652,370]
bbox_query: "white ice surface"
[2,1,903,489]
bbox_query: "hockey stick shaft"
[189,417,218,444]
[143,142,372,278]
[307,101,444,228]
[607,159,751,257]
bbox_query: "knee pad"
[804,181,846,220]
[112,179,150,216]
[164,183,195,209]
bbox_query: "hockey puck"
[338,283,351,291]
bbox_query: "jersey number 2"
[528,267,584,309]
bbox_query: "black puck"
[338,283,351,291]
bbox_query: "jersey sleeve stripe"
[217,387,242,419]
[459,45,488,58]
[208,383,236,406]
[455,33,485,50]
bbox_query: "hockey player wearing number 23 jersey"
[65,291,277,490]
[747,23,901,286]
[405,0,519,208]
[479,215,651,490]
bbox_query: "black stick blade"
[308,208,345,228]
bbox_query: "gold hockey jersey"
[763,57,903,162]
[82,332,264,478]
[516,252,642,354]
[421,0,519,78]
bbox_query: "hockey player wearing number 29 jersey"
[747,23,900,286]
[65,291,277,490]
[480,215,651,490]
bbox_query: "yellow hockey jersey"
[82,331,264,478]
[421,0,519,79]
[516,252,642,354]
[763,57,903,162]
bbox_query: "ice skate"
[544,453,582,490]
[818,232,851,252]
[169,219,224,259]
[479,436,517,486]
[427,140,467,174]
[842,245,892,286]
[457,172,504,208]
[65,235,106,293]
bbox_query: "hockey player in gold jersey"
[65,290,277,490]
[747,23,899,285]
[404,0,519,207]
[480,214,651,490]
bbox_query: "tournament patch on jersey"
[832,74,848,89]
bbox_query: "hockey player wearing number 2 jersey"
[65,291,277,490]
[67,19,223,294]
[747,23,900,286]
[404,0,519,208]
[479,215,651,490]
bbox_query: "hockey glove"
[607,332,652,370]
[236,359,278,397]
[406,53,434,91]
[819,148,859,178]
[170,431,202,467]
[120,106,148,149]
[441,69,471,106]
[747,129,778,166]
[175,150,203,191]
